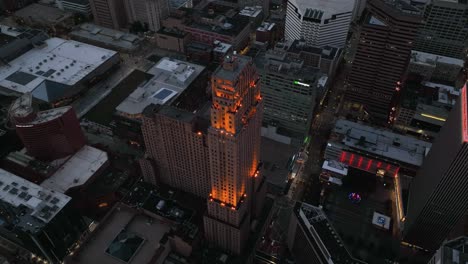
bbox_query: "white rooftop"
[0,25,24,37]
[290,0,354,19]
[213,40,232,53]
[318,75,328,87]
[372,212,391,230]
[70,23,140,51]
[257,22,276,32]
[332,119,432,166]
[41,145,108,193]
[0,37,117,97]
[322,160,348,176]
[9,92,34,118]
[116,58,205,117]
[411,50,464,67]
[31,106,71,125]
[239,6,263,18]
[0,168,71,225]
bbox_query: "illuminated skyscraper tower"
[204,54,264,254]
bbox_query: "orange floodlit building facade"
[204,54,265,255]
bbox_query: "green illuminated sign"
[293,80,310,87]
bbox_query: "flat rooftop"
[275,40,341,60]
[187,13,250,38]
[9,94,76,125]
[381,0,422,14]
[31,106,71,125]
[322,160,348,176]
[116,58,205,117]
[289,0,354,19]
[294,202,364,263]
[400,77,459,111]
[239,6,263,18]
[257,22,275,32]
[260,137,296,192]
[322,170,399,262]
[438,237,468,263]
[0,25,25,37]
[331,119,432,167]
[0,38,117,100]
[15,3,73,24]
[124,182,198,226]
[70,23,141,51]
[169,0,192,9]
[157,27,188,38]
[213,41,232,54]
[411,50,464,67]
[413,103,449,126]
[66,203,172,264]
[0,168,71,233]
[41,145,109,193]
[255,49,322,79]
[423,81,460,98]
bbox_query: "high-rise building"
[9,93,86,161]
[413,0,468,60]
[139,103,212,198]
[89,0,127,29]
[124,0,170,32]
[254,46,326,145]
[204,55,265,254]
[287,202,364,264]
[403,83,468,251]
[285,0,354,48]
[139,54,265,254]
[57,0,92,15]
[428,237,468,264]
[345,0,422,123]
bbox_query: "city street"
[72,40,183,118]
[290,62,352,204]
[73,54,154,118]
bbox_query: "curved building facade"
[10,94,85,161]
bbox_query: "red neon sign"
[367,160,372,170]
[358,157,363,168]
[340,152,346,162]
[339,151,400,176]
[462,84,468,142]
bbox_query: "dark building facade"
[345,0,422,124]
[404,83,468,251]
[89,0,127,30]
[413,0,468,60]
[0,0,34,13]
[9,94,86,161]
[287,202,364,264]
